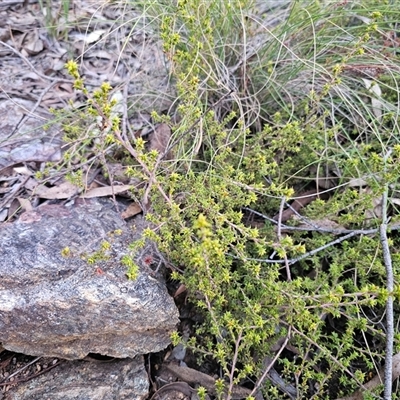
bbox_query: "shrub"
[56,0,400,398]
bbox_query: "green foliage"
[52,0,400,398]
[139,1,400,398]
[122,255,140,280]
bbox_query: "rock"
[5,356,148,400]
[0,198,179,359]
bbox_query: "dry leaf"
[35,181,79,199]
[362,78,383,121]
[391,198,400,206]
[149,123,171,157]
[13,166,32,176]
[80,185,132,198]
[273,189,330,223]
[84,30,106,44]
[347,177,369,187]
[24,177,39,191]
[121,202,142,219]
[295,218,345,231]
[20,30,44,56]
[0,208,8,222]
[173,284,187,298]
[7,198,21,219]
[17,197,33,212]
[24,38,44,55]
[362,187,382,220]
[18,210,42,223]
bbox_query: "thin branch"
[249,326,291,398]
[0,41,73,84]
[227,330,243,400]
[1,357,41,382]
[243,207,400,268]
[276,197,291,280]
[288,325,368,392]
[335,352,400,400]
[0,360,62,387]
[246,230,365,265]
[244,206,380,235]
[380,185,394,400]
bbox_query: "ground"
[0,0,172,397]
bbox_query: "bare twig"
[243,207,400,268]
[227,330,243,400]
[276,197,291,280]
[0,41,73,84]
[244,206,378,235]
[288,325,368,391]
[335,352,400,400]
[1,357,41,382]
[249,326,291,398]
[0,359,62,387]
[245,230,368,265]
[380,185,394,400]
[11,81,68,136]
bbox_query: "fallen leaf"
[363,189,382,220]
[362,78,383,121]
[18,210,42,223]
[273,189,330,223]
[35,181,79,199]
[121,202,142,219]
[13,166,32,176]
[20,30,44,56]
[0,208,8,222]
[173,284,187,298]
[80,185,132,198]
[347,177,369,187]
[84,30,106,44]
[7,198,21,219]
[294,218,345,232]
[149,123,171,157]
[24,177,39,191]
[24,37,44,55]
[17,197,33,212]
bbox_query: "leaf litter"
[0,0,176,394]
[0,0,173,225]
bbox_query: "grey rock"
[0,198,179,359]
[5,356,148,400]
